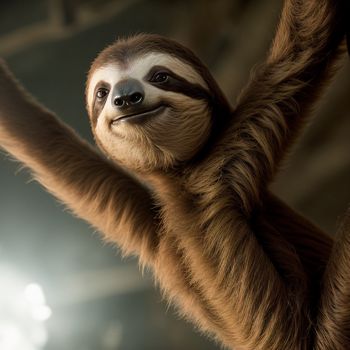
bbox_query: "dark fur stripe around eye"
[91,81,111,127]
[145,65,212,102]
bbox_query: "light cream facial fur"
[87,53,207,114]
[87,53,212,171]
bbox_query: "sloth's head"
[86,34,230,172]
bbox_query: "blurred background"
[0,0,349,349]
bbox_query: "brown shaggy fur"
[0,0,349,349]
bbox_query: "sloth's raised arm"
[315,212,350,348]
[223,0,346,214]
[0,62,159,263]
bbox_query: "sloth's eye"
[96,88,109,99]
[151,72,169,83]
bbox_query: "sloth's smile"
[111,104,167,125]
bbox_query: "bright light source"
[24,284,46,306]
[24,283,52,322]
[0,265,51,350]
[31,305,52,322]
[0,324,22,348]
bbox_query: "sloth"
[0,0,349,349]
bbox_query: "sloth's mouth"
[111,104,167,125]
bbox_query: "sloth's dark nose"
[113,79,144,109]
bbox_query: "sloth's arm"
[218,1,350,347]
[0,62,158,263]
[176,1,346,348]
[224,0,346,214]
[314,212,350,349]
[157,186,310,349]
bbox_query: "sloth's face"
[86,52,212,172]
